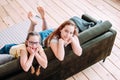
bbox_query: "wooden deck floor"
[0,0,120,80]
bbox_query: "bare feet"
[37,6,45,19]
[28,11,37,25]
[36,66,41,76]
[31,66,35,74]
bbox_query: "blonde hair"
[44,20,78,47]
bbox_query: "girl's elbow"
[75,50,82,56]
[43,64,47,69]
[44,62,48,69]
[57,56,64,61]
[22,67,29,72]
[55,53,65,61]
[21,64,29,72]
[42,61,48,69]
[78,52,82,56]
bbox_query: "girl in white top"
[44,20,82,61]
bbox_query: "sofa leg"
[103,58,106,62]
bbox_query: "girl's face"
[60,25,74,41]
[27,35,40,49]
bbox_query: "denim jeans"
[39,29,54,47]
[0,44,17,54]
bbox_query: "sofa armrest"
[79,20,112,45]
[82,14,98,24]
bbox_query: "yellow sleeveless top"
[9,44,27,58]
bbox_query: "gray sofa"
[0,14,116,80]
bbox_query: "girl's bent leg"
[37,6,48,31]
[0,44,17,54]
[28,12,37,33]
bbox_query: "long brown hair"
[44,20,78,47]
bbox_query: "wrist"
[59,39,64,45]
[30,53,35,56]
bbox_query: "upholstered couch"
[0,14,116,80]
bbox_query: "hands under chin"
[27,46,38,55]
[60,36,74,47]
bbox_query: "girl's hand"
[27,46,36,55]
[59,38,66,45]
[36,45,43,54]
[64,36,75,46]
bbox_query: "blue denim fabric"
[0,44,17,54]
[39,29,54,42]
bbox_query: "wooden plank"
[0,6,14,26]
[52,0,79,17]
[71,0,101,19]
[91,62,116,80]
[62,0,84,16]
[104,0,120,11]
[82,67,102,80]
[108,53,120,70]
[16,0,36,14]
[114,37,120,48]
[7,0,27,21]
[100,59,120,80]
[66,77,74,80]
[3,3,23,24]
[0,17,7,31]
[73,72,88,80]
[0,0,8,6]
[112,45,120,60]
[42,0,65,24]
[49,0,72,19]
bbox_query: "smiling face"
[60,25,75,41]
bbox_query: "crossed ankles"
[30,66,41,76]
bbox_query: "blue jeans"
[0,44,17,54]
[39,29,54,47]
[39,29,54,42]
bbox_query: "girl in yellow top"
[0,32,48,76]
[0,7,49,76]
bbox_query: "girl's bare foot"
[35,66,41,76]
[31,66,35,74]
[28,12,37,25]
[37,6,45,19]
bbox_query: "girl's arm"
[20,49,35,72]
[70,36,82,56]
[34,46,48,69]
[50,38,65,61]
